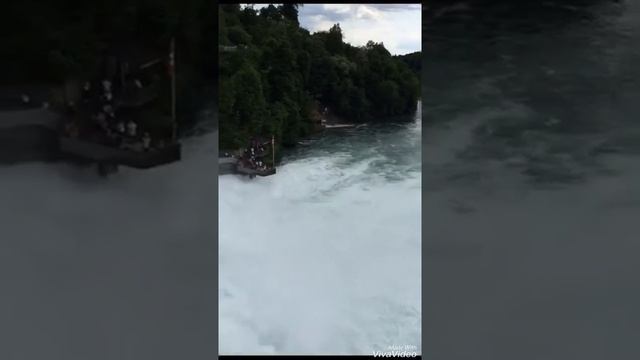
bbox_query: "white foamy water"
[0,130,217,360]
[219,114,421,354]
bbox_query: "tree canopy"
[395,51,422,79]
[219,4,420,152]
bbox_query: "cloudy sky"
[247,4,421,55]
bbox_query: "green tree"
[218,5,420,154]
[326,24,344,54]
[279,4,301,25]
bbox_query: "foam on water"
[219,118,421,354]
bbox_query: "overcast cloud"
[246,4,421,55]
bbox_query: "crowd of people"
[241,139,269,171]
[65,77,154,151]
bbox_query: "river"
[219,103,422,354]
[424,1,640,359]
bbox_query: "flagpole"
[170,37,176,141]
[272,135,275,167]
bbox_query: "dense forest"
[1,0,215,126]
[395,52,422,79]
[219,4,420,152]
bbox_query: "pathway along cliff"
[219,103,421,354]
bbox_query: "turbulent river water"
[0,112,217,360]
[424,1,640,359]
[219,104,422,354]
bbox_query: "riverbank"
[219,100,420,162]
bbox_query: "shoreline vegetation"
[1,0,215,131]
[219,4,421,163]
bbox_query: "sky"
[245,4,422,55]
